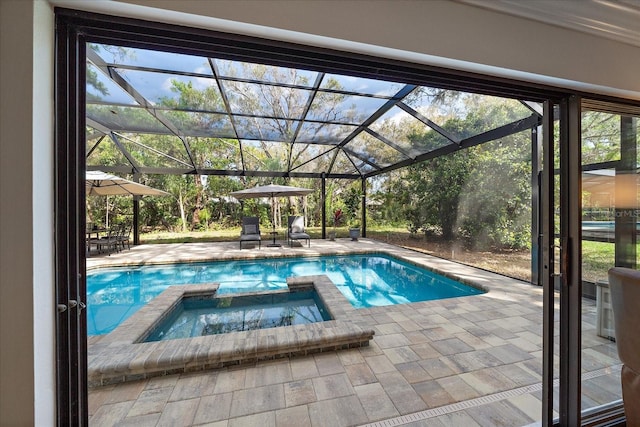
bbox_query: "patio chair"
[95,225,121,255]
[240,216,261,249]
[116,223,132,251]
[607,267,640,426]
[287,215,310,247]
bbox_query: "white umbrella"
[231,184,313,246]
[86,170,169,196]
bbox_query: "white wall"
[0,0,55,425]
[74,0,640,100]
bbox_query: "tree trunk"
[178,191,187,232]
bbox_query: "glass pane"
[332,149,360,175]
[117,69,225,112]
[234,117,296,142]
[240,140,290,172]
[403,87,532,139]
[580,106,636,417]
[369,106,453,157]
[293,150,336,174]
[86,63,138,105]
[87,104,170,134]
[118,135,193,168]
[306,92,388,124]
[295,122,357,144]
[290,143,334,170]
[344,132,409,168]
[90,43,212,74]
[581,111,621,164]
[86,135,130,167]
[189,138,242,170]
[163,110,235,138]
[214,59,318,86]
[319,73,405,97]
[221,80,312,119]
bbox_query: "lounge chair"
[287,215,310,247]
[240,216,261,249]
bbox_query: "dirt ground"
[368,231,533,283]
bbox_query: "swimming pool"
[86,254,484,335]
[143,290,333,342]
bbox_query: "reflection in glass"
[320,73,405,96]
[118,69,225,111]
[370,106,452,157]
[234,117,295,141]
[307,92,388,124]
[403,87,531,140]
[87,105,169,134]
[163,110,235,138]
[221,80,311,119]
[296,122,357,144]
[344,133,408,168]
[86,63,138,105]
[214,59,318,87]
[241,139,290,172]
[90,43,211,74]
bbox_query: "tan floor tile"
[230,384,285,418]
[345,362,378,386]
[88,385,115,416]
[290,356,319,380]
[156,398,199,427]
[117,413,162,427]
[228,411,276,427]
[396,361,432,384]
[105,380,147,404]
[375,332,412,349]
[436,375,480,401]
[435,410,483,426]
[244,360,292,387]
[365,354,396,374]
[283,379,317,406]
[90,401,134,426]
[275,406,311,427]
[193,392,233,424]
[383,346,421,364]
[213,369,247,394]
[375,372,429,415]
[466,400,534,427]
[337,348,366,365]
[170,371,217,401]
[355,382,399,421]
[308,395,368,427]
[460,367,518,395]
[127,386,173,417]
[313,352,344,375]
[506,393,543,423]
[413,379,455,408]
[419,357,461,379]
[312,373,354,400]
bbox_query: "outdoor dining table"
[86,228,107,255]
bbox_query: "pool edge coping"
[87,275,375,387]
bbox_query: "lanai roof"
[86,43,543,179]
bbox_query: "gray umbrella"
[231,184,313,246]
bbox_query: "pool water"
[144,291,332,342]
[87,254,484,335]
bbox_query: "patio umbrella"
[86,170,169,196]
[230,184,313,246]
[86,170,169,235]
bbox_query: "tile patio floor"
[87,238,621,426]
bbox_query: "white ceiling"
[458,0,640,48]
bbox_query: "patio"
[87,239,621,426]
